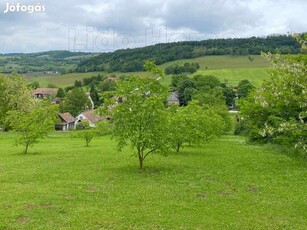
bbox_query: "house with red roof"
[55,112,76,131]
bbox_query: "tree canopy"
[60,87,92,116]
[7,102,58,154]
[239,51,307,153]
[0,74,35,130]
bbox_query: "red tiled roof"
[81,110,103,123]
[58,112,76,123]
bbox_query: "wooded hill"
[0,50,96,74]
[76,35,301,72]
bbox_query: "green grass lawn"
[0,132,306,229]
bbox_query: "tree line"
[76,35,301,72]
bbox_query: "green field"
[0,132,306,229]
[26,55,270,88]
[160,55,270,69]
[194,67,269,86]
[26,72,106,88]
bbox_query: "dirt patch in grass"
[16,216,30,225]
[196,193,208,200]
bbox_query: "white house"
[75,110,103,127]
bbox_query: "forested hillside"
[76,35,301,72]
[0,51,96,74]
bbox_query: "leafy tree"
[193,75,221,89]
[237,80,255,99]
[164,62,199,75]
[98,79,116,92]
[240,51,307,153]
[178,79,195,106]
[60,88,91,116]
[29,81,40,89]
[171,74,189,89]
[74,121,96,147]
[74,80,82,88]
[194,87,225,107]
[168,102,227,152]
[0,74,35,130]
[6,103,57,154]
[73,120,111,147]
[90,84,102,107]
[56,87,65,98]
[103,75,169,169]
[221,84,236,107]
[167,106,190,152]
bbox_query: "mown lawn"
[0,132,306,229]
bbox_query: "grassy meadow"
[0,132,306,229]
[25,55,270,88]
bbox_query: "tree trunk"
[139,157,143,169]
[24,143,29,154]
[137,146,144,169]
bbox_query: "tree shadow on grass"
[167,147,214,157]
[12,151,43,156]
[112,164,177,176]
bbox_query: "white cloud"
[0,0,306,53]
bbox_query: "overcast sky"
[0,0,306,53]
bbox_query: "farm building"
[55,112,76,131]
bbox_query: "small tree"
[56,88,65,98]
[73,120,111,147]
[74,121,96,147]
[103,75,169,169]
[168,102,228,153]
[7,103,57,154]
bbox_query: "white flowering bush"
[239,38,307,154]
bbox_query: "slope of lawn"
[160,55,270,69]
[25,55,269,88]
[0,132,306,229]
[193,67,269,87]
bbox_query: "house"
[167,92,179,105]
[75,110,104,127]
[32,88,58,99]
[55,112,76,131]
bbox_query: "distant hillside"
[0,50,97,74]
[76,35,301,72]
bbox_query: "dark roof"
[58,112,76,123]
[81,110,103,123]
[32,88,58,95]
